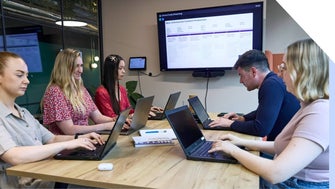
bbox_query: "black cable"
[140,71,161,77]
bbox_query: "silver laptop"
[120,96,154,135]
[54,108,130,160]
[149,91,181,120]
[165,105,238,163]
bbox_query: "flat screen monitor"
[129,56,147,70]
[0,26,43,73]
[157,2,263,71]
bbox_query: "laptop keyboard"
[154,112,163,117]
[196,142,213,157]
[120,127,135,135]
[196,142,231,158]
[70,143,105,156]
[203,118,213,128]
[149,112,164,120]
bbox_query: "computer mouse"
[97,163,114,171]
[217,112,227,117]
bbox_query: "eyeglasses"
[277,62,287,73]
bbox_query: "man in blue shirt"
[209,49,300,141]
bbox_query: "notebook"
[188,96,230,130]
[54,108,131,160]
[165,105,238,163]
[149,91,181,120]
[120,96,154,135]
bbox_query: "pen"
[145,131,159,134]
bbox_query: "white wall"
[265,0,310,53]
[101,0,309,113]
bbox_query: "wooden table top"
[6,116,260,189]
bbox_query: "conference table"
[6,114,260,189]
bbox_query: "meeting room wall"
[101,0,309,113]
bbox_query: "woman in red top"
[95,54,161,119]
[95,55,134,118]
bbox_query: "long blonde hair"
[286,39,329,103]
[45,49,87,113]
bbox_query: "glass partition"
[0,0,101,114]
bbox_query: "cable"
[140,71,161,77]
[137,71,143,95]
[204,77,210,111]
[134,71,162,96]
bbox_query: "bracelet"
[74,133,80,139]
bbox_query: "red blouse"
[42,85,98,135]
[95,85,134,118]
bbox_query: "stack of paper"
[132,136,174,147]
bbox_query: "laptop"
[54,108,131,160]
[120,96,154,135]
[165,105,238,163]
[149,91,181,120]
[188,96,230,130]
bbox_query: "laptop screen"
[188,96,209,123]
[164,91,181,111]
[166,105,204,148]
[98,108,130,157]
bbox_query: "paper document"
[132,136,174,147]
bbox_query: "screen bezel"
[128,56,147,70]
[156,2,263,72]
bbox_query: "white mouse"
[97,163,114,171]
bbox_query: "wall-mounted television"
[157,2,263,74]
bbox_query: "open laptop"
[149,91,181,120]
[54,108,131,160]
[165,105,238,163]
[120,96,154,135]
[188,96,230,130]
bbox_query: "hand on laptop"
[148,111,157,118]
[223,112,245,121]
[217,133,245,146]
[208,117,234,128]
[151,106,163,113]
[208,136,241,156]
[76,132,105,145]
[123,119,132,130]
[209,140,238,156]
[67,137,98,151]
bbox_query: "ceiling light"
[55,20,87,27]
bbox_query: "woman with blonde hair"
[0,51,103,188]
[42,49,119,135]
[209,39,329,188]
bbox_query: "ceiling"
[2,0,99,33]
